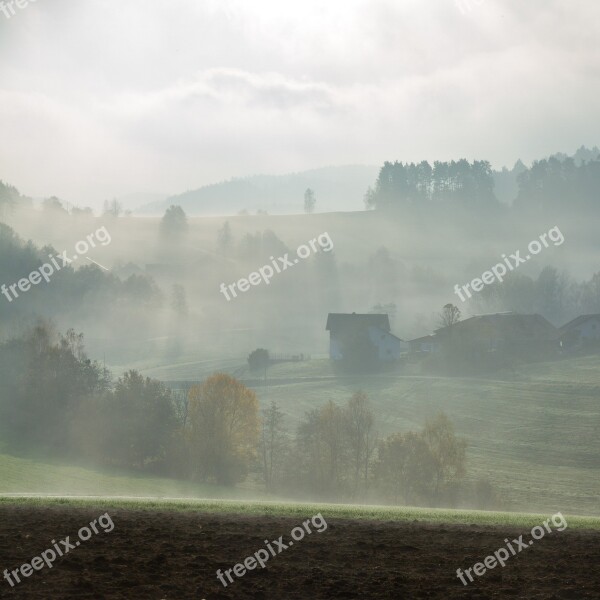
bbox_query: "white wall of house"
[330,337,343,360]
[368,326,404,361]
[328,326,406,361]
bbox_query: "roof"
[434,312,557,339]
[408,335,438,344]
[559,314,600,334]
[373,329,405,343]
[389,332,405,342]
[326,313,390,332]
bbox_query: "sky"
[0,0,599,208]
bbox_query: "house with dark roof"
[408,334,439,354]
[558,314,600,350]
[409,312,558,355]
[325,313,407,362]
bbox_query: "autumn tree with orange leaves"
[187,373,259,485]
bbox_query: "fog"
[1,1,600,204]
[1,1,599,522]
[0,194,595,360]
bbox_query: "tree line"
[359,242,600,329]
[258,393,499,508]
[365,150,600,212]
[514,155,600,213]
[0,223,163,326]
[365,159,498,210]
[0,324,501,510]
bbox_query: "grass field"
[260,366,600,516]
[0,452,268,500]
[133,354,600,517]
[2,354,599,519]
[2,496,600,531]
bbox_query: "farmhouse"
[325,313,407,362]
[408,335,439,354]
[409,312,557,355]
[438,312,556,349]
[559,314,600,350]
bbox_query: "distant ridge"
[137,147,600,217]
[135,165,379,216]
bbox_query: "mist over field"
[1,1,600,598]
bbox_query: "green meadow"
[1,354,598,520]
[140,354,600,516]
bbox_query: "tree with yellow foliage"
[187,373,259,485]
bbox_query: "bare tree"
[103,198,123,218]
[319,401,347,489]
[260,400,289,491]
[439,303,461,328]
[344,391,376,495]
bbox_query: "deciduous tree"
[187,373,259,485]
[304,188,316,214]
[259,400,289,491]
[422,413,467,500]
[160,205,188,237]
[344,391,376,494]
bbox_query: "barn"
[559,314,600,350]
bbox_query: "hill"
[136,165,379,216]
[136,145,600,216]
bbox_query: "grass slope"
[3,355,598,518]
[126,355,600,516]
[1,496,599,531]
[0,453,267,500]
[252,358,600,516]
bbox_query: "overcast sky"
[0,0,599,207]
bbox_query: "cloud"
[0,0,599,205]
[198,69,338,111]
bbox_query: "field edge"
[2,495,599,531]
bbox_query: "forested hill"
[3,146,599,217]
[135,146,600,216]
[366,146,600,215]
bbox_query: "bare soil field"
[0,505,598,599]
